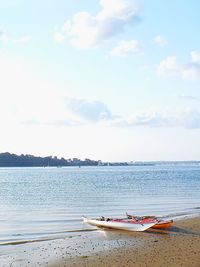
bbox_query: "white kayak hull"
[82,217,156,232]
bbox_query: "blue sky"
[1,0,200,161]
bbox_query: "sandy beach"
[0,216,200,267]
[51,217,200,267]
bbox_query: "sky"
[0,0,200,161]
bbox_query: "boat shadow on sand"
[144,225,200,237]
[98,225,200,239]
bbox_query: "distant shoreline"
[0,152,200,167]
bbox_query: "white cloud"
[19,96,117,127]
[0,31,32,45]
[191,51,200,63]
[98,0,139,22]
[110,107,200,130]
[1,55,200,131]
[110,39,142,57]
[0,55,115,127]
[111,111,176,128]
[0,30,8,45]
[55,0,140,49]
[13,35,32,44]
[182,63,200,80]
[0,56,114,127]
[157,53,200,80]
[129,112,174,127]
[157,56,179,75]
[153,35,167,48]
[66,98,113,122]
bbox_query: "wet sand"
[0,217,200,267]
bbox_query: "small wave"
[171,213,200,221]
[164,210,200,222]
[0,228,97,246]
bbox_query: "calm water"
[0,165,200,243]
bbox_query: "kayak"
[126,213,173,229]
[151,220,173,229]
[82,216,157,232]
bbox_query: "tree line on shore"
[0,152,101,167]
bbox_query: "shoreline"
[0,216,200,267]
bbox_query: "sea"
[0,165,200,245]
